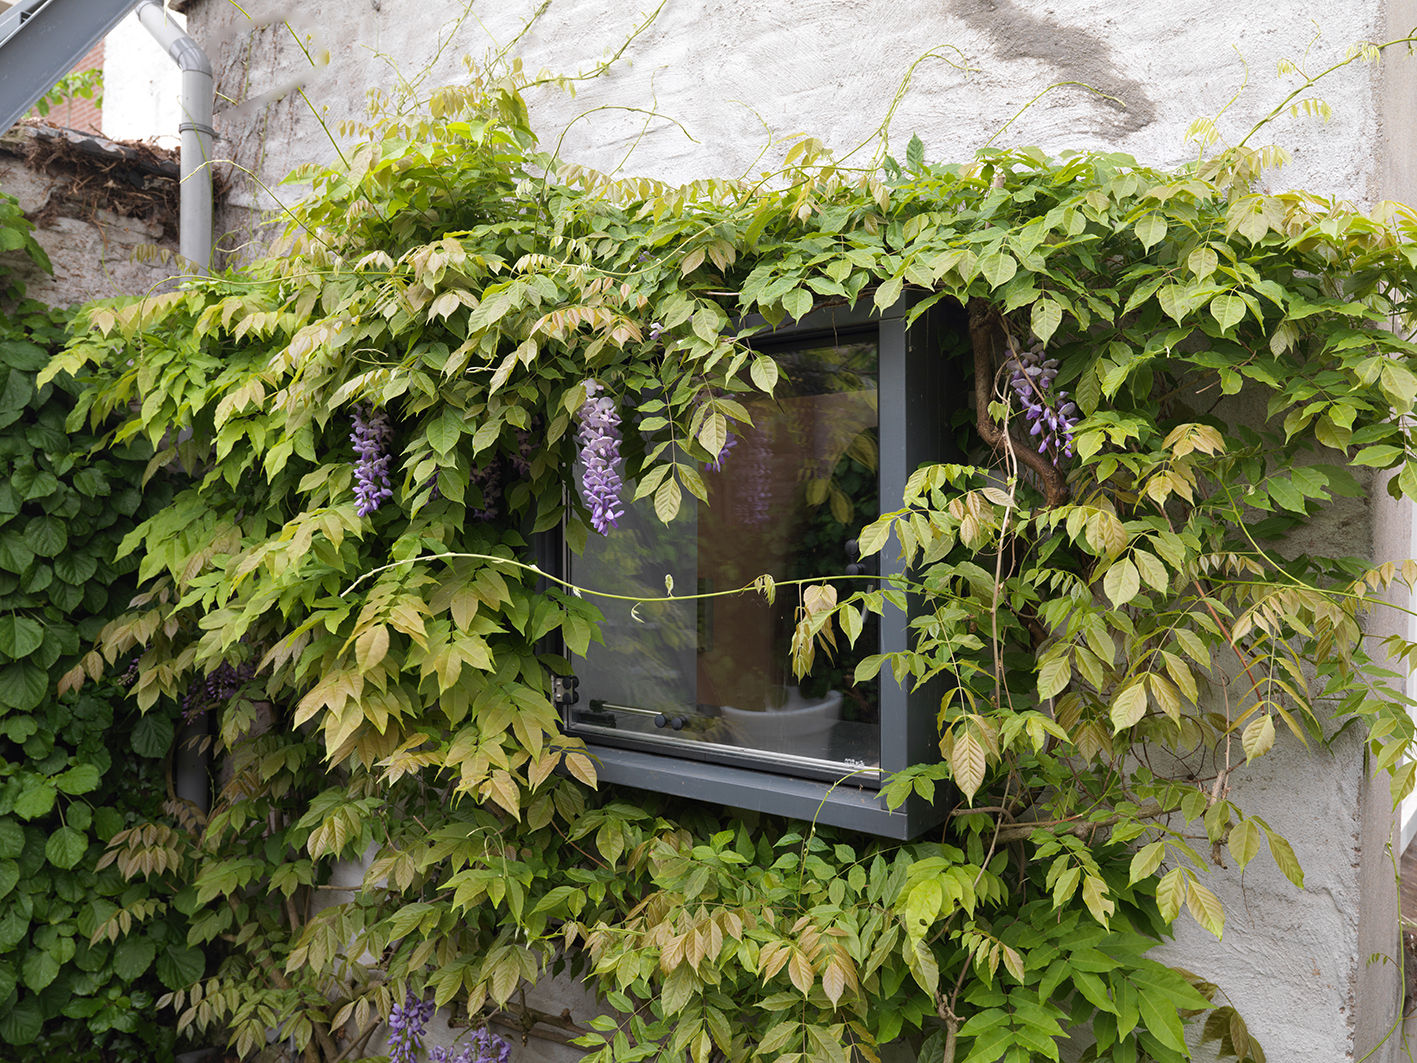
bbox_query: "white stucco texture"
[194,0,1388,214]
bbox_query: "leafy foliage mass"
[0,195,187,1060]
[43,53,1417,1063]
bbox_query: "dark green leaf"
[44,826,86,870]
[130,712,174,759]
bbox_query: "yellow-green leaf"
[1031,297,1063,344]
[1135,213,1167,251]
[1241,713,1275,761]
[1156,867,1187,922]
[979,251,1017,289]
[1103,558,1140,607]
[1186,878,1225,938]
[356,625,389,672]
[1209,293,1246,332]
[1228,818,1260,870]
[950,730,987,803]
[1110,680,1148,732]
[1187,245,1218,281]
[1129,840,1166,884]
[654,477,682,523]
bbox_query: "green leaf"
[44,826,86,870]
[905,133,925,173]
[1136,976,1187,1052]
[1264,825,1304,887]
[1186,878,1225,938]
[0,615,42,659]
[0,860,17,899]
[22,515,66,557]
[1037,652,1071,700]
[0,819,22,859]
[0,532,33,575]
[12,785,55,820]
[424,407,462,457]
[856,517,891,558]
[1110,681,1148,731]
[0,369,33,415]
[53,764,100,795]
[0,995,41,1044]
[21,949,58,991]
[0,661,46,710]
[901,880,942,940]
[112,937,156,981]
[156,944,205,990]
[1352,444,1403,468]
[131,713,174,759]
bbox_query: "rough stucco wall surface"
[0,149,179,307]
[193,0,1385,225]
[177,1,1408,1060]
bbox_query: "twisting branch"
[967,298,1069,506]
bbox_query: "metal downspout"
[137,1,213,815]
[136,0,212,274]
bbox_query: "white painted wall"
[172,1,1417,1059]
[102,9,184,145]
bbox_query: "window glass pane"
[569,334,881,779]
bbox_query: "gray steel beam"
[0,0,138,133]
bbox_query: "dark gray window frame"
[560,293,959,839]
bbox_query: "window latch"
[553,675,580,707]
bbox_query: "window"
[559,295,961,838]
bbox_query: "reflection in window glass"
[569,335,881,779]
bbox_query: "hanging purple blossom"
[1004,340,1078,464]
[431,1027,512,1063]
[385,990,435,1063]
[350,403,395,516]
[576,380,625,535]
[647,320,664,342]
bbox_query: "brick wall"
[32,40,103,133]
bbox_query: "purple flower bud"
[648,321,664,342]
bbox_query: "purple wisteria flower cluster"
[430,1028,512,1063]
[386,990,436,1063]
[350,403,395,516]
[1004,340,1078,463]
[576,380,625,535]
[181,659,256,722]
